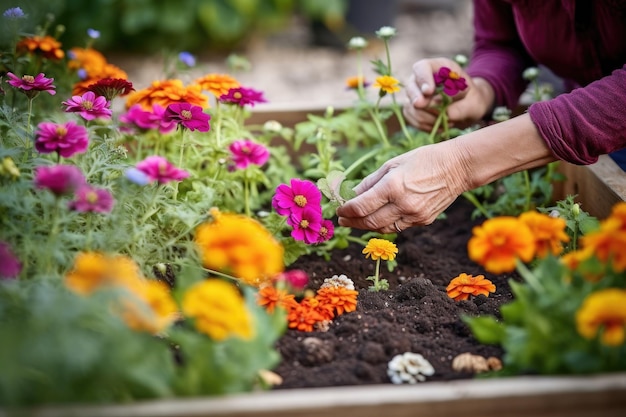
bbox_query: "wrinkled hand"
[403,57,495,131]
[336,140,470,233]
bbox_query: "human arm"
[336,113,556,233]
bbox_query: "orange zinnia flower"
[316,286,358,315]
[468,217,536,274]
[345,75,369,90]
[446,273,496,301]
[126,79,208,111]
[287,301,327,332]
[257,285,296,314]
[519,211,570,258]
[68,47,129,95]
[194,73,240,97]
[17,35,64,60]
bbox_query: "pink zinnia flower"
[68,185,115,213]
[219,87,267,107]
[163,102,211,132]
[433,67,468,96]
[62,91,112,120]
[135,155,190,184]
[228,139,270,169]
[34,164,86,196]
[272,178,322,217]
[120,104,176,134]
[35,121,89,158]
[0,241,22,280]
[276,269,309,291]
[290,207,323,244]
[5,72,56,97]
[316,219,335,243]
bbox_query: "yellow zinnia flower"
[194,73,240,97]
[373,75,400,94]
[120,280,179,334]
[468,217,536,274]
[576,288,626,346]
[182,279,253,341]
[194,209,284,287]
[519,211,569,258]
[362,238,398,261]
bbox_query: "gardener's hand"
[403,57,495,131]
[336,139,469,234]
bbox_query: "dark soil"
[273,197,518,389]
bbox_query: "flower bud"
[347,36,368,50]
[375,26,397,40]
[523,67,539,81]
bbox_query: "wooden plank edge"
[15,372,626,417]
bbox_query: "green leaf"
[463,315,505,344]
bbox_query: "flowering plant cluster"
[464,200,626,374]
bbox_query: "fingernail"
[420,83,429,93]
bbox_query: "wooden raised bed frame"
[13,108,626,417]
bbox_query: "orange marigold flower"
[125,79,208,111]
[17,35,64,60]
[120,280,179,334]
[345,75,369,89]
[468,217,536,274]
[68,47,129,96]
[64,251,144,295]
[519,211,570,258]
[576,288,626,346]
[194,73,240,97]
[580,204,626,272]
[446,273,496,301]
[194,209,284,287]
[257,285,296,314]
[287,300,327,332]
[373,75,400,94]
[363,238,398,261]
[316,286,358,315]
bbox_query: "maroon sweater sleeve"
[465,0,534,110]
[528,65,626,165]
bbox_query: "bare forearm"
[451,113,557,191]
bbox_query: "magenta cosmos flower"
[433,67,468,96]
[120,104,176,134]
[163,102,210,132]
[135,155,190,184]
[316,219,335,243]
[34,164,86,196]
[228,139,270,169]
[289,206,323,244]
[276,269,309,291]
[68,185,115,213]
[62,91,112,121]
[0,241,22,279]
[272,178,322,217]
[6,72,56,97]
[219,87,267,107]
[35,121,89,158]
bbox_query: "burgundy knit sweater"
[466,0,626,164]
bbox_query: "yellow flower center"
[234,92,242,99]
[181,110,192,120]
[22,75,35,83]
[319,226,328,237]
[294,195,307,207]
[300,219,309,229]
[449,71,460,80]
[55,127,67,136]
[86,191,98,204]
[82,100,94,110]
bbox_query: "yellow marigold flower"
[446,273,496,301]
[194,73,240,97]
[257,285,296,314]
[182,279,253,341]
[519,211,569,258]
[316,286,358,315]
[373,75,400,94]
[576,288,626,346]
[580,218,626,273]
[64,251,144,295]
[194,210,284,287]
[363,238,398,261]
[125,79,208,111]
[17,35,64,60]
[468,217,536,274]
[120,280,179,334]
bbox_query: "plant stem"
[243,172,251,217]
[515,259,543,294]
[427,110,444,144]
[202,267,238,282]
[461,191,492,219]
[523,169,531,212]
[343,147,381,179]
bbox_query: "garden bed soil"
[273,197,516,389]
